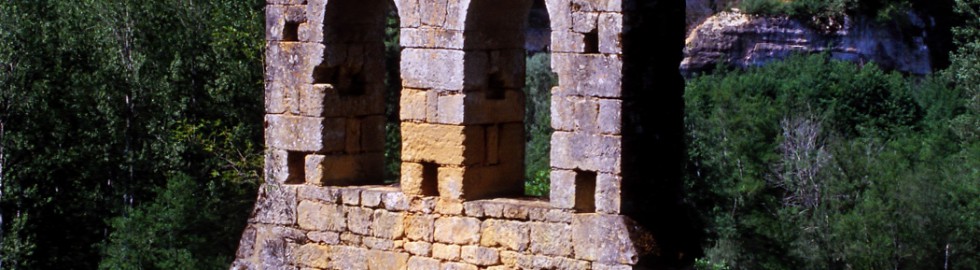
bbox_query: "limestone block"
[438,166,465,200]
[264,80,296,114]
[346,206,374,235]
[341,232,363,245]
[461,246,500,266]
[407,256,441,269]
[570,0,623,12]
[529,222,572,256]
[480,219,530,251]
[265,42,323,86]
[436,92,465,124]
[572,96,599,133]
[595,173,622,214]
[553,53,623,98]
[265,114,326,152]
[443,0,468,30]
[404,241,432,256]
[410,196,438,213]
[419,0,449,27]
[367,250,409,270]
[551,93,575,132]
[549,169,576,209]
[571,214,642,264]
[249,184,297,225]
[303,0,325,43]
[502,203,529,220]
[546,0,572,30]
[483,202,503,218]
[372,210,405,239]
[432,243,461,260]
[307,231,340,244]
[401,48,465,91]
[383,191,410,211]
[400,88,428,121]
[329,246,368,270]
[572,11,599,33]
[394,0,421,28]
[264,149,290,184]
[291,244,331,269]
[463,201,484,217]
[342,188,362,205]
[434,217,482,244]
[361,189,384,208]
[235,226,257,259]
[400,28,465,49]
[598,99,622,134]
[598,13,624,54]
[401,123,483,166]
[364,237,397,250]
[405,214,436,242]
[550,131,622,173]
[442,262,478,270]
[436,198,464,215]
[551,31,586,53]
[297,200,346,231]
[310,153,384,186]
[304,154,326,185]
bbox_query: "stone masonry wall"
[234,0,666,269]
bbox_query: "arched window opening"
[523,0,557,197]
[304,0,400,186]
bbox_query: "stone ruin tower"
[233,0,686,269]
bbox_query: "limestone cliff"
[681,10,933,76]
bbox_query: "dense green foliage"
[739,0,912,21]
[0,0,265,269]
[524,53,557,197]
[685,42,978,270]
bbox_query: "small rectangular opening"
[574,170,596,213]
[420,162,439,196]
[312,63,335,85]
[583,29,599,54]
[282,21,300,41]
[487,71,507,100]
[286,151,306,184]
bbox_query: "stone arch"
[302,0,399,186]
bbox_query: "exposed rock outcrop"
[681,11,932,77]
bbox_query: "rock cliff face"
[681,11,933,76]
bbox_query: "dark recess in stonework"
[620,0,703,268]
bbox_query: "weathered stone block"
[436,92,465,124]
[297,185,340,203]
[401,123,482,166]
[401,48,465,91]
[291,244,331,268]
[383,190,410,211]
[265,114,325,152]
[596,173,622,214]
[249,184,297,225]
[438,166,465,200]
[264,149,290,184]
[342,188,362,205]
[553,53,623,98]
[462,201,484,217]
[598,99,622,134]
[434,217,481,244]
[404,241,432,256]
[394,0,421,28]
[598,13,624,54]
[436,198,464,215]
[407,256,441,269]
[546,0,573,30]
[307,231,340,244]
[364,237,397,250]
[461,246,500,266]
[346,206,374,235]
[442,262,478,270]
[550,131,622,173]
[328,246,368,270]
[432,243,461,260]
[367,250,409,270]
[400,88,428,121]
[400,28,465,49]
[571,214,644,264]
[265,42,323,85]
[481,219,530,251]
[372,210,405,239]
[530,222,573,256]
[572,11,599,33]
[549,169,577,209]
[572,97,599,132]
[405,214,436,242]
[462,91,526,125]
[297,200,345,231]
[551,93,575,132]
